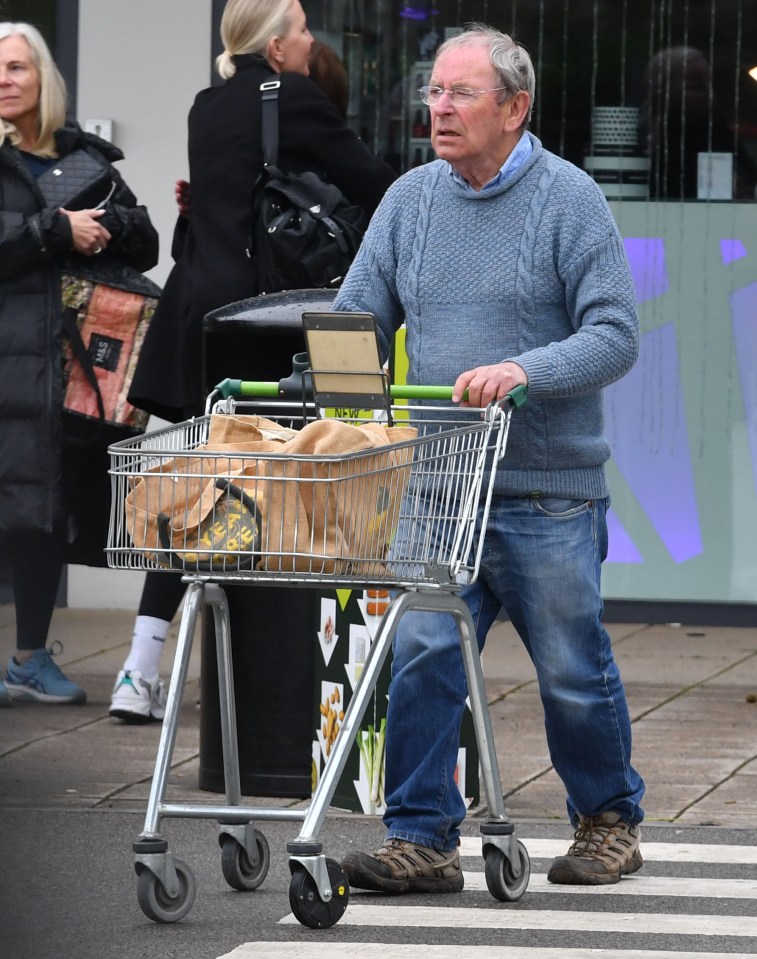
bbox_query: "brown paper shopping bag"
[124,414,417,574]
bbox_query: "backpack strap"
[260,80,281,169]
[246,81,282,261]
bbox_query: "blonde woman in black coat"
[111,0,396,722]
[130,0,394,422]
[0,22,158,707]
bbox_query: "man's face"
[428,42,511,173]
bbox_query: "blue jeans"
[384,495,645,852]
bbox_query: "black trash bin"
[198,288,336,798]
[202,287,337,398]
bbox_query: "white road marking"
[221,946,748,959]
[452,870,757,898]
[460,836,757,863]
[280,904,752,936]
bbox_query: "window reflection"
[640,46,757,199]
[303,0,757,201]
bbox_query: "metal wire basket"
[107,399,515,590]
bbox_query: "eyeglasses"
[418,84,507,107]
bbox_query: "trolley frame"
[108,396,530,926]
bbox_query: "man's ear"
[504,91,531,132]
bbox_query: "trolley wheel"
[136,857,196,923]
[484,840,530,902]
[288,857,350,929]
[220,831,270,891]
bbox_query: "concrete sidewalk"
[0,603,756,827]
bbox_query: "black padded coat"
[0,120,158,555]
[128,56,396,423]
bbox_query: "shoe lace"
[376,838,407,862]
[571,815,623,856]
[48,639,64,657]
[351,839,460,887]
[38,641,68,680]
[377,839,457,871]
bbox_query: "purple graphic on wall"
[720,239,748,265]
[623,238,668,303]
[603,233,753,590]
[730,281,757,499]
[606,509,643,563]
[605,323,703,564]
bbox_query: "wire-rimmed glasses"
[418,85,508,107]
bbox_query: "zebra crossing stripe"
[410,871,757,898]
[459,836,757,863]
[280,905,753,936]
[222,945,744,959]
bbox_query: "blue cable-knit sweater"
[334,133,639,500]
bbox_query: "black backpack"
[246,80,367,294]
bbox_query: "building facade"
[4,0,756,619]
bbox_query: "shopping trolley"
[107,353,530,928]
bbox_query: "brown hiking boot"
[341,838,464,894]
[547,811,643,885]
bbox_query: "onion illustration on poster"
[312,587,479,814]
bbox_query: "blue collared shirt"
[448,131,533,193]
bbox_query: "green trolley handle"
[213,378,528,408]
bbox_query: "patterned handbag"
[60,258,161,448]
[35,150,159,448]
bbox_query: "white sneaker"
[109,669,166,723]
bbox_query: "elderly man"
[334,23,645,891]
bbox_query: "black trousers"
[7,526,65,651]
[138,570,186,622]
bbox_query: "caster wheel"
[136,857,196,923]
[288,857,349,929]
[220,830,270,891]
[484,840,530,902]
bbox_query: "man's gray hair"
[435,24,535,125]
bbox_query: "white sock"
[123,615,170,682]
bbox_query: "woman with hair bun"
[130,0,395,424]
[112,0,395,722]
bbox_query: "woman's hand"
[61,208,112,256]
[175,179,191,217]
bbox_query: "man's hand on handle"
[453,361,528,407]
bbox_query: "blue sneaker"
[5,645,86,704]
[0,678,11,708]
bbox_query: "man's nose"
[431,93,454,113]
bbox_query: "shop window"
[304,0,757,200]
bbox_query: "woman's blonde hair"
[0,22,67,156]
[215,0,292,80]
